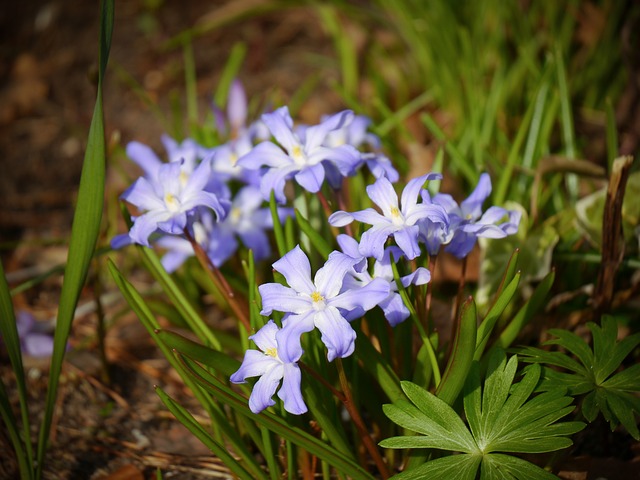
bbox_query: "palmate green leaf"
[481,453,557,480]
[380,383,476,452]
[466,352,583,455]
[392,454,482,480]
[519,316,640,439]
[590,318,640,384]
[381,349,582,479]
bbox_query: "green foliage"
[519,316,640,439]
[380,349,584,479]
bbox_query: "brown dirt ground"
[1,1,639,479]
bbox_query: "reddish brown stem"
[184,229,251,332]
[335,359,390,480]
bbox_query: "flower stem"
[184,229,251,332]
[335,359,390,479]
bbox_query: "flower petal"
[250,320,279,352]
[262,107,298,153]
[230,350,277,383]
[248,364,284,413]
[328,210,355,227]
[314,306,356,361]
[121,177,165,211]
[227,79,247,131]
[305,110,353,151]
[379,293,410,327]
[461,173,491,219]
[277,312,316,363]
[366,176,399,217]
[314,251,355,298]
[278,363,307,414]
[272,245,315,294]
[238,141,292,169]
[393,225,422,260]
[294,163,325,193]
[329,277,390,312]
[259,283,311,316]
[126,141,163,178]
[358,224,397,260]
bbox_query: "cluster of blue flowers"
[115,81,520,415]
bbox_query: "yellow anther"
[164,193,179,211]
[230,207,242,222]
[265,347,278,358]
[179,171,189,187]
[390,207,401,217]
[311,291,324,303]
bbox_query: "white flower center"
[390,206,405,226]
[291,144,307,166]
[164,193,181,212]
[230,207,243,224]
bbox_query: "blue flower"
[230,320,307,415]
[126,134,206,181]
[329,173,447,260]
[121,157,228,247]
[424,173,521,258]
[259,246,389,362]
[237,107,361,203]
[1,311,55,358]
[338,235,430,326]
[156,187,291,271]
[322,114,399,183]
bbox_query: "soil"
[1,1,639,479]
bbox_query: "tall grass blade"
[0,261,33,479]
[36,1,114,474]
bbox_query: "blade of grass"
[178,353,376,479]
[555,45,578,201]
[605,98,618,173]
[155,386,262,480]
[0,261,33,479]
[214,42,247,107]
[295,209,333,258]
[435,297,477,406]
[138,246,222,349]
[36,1,113,474]
[494,269,555,350]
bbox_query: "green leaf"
[481,453,558,479]
[355,336,404,403]
[590,318,640,384]
[155,329,239,377]
[37,1,114,475]
[436,297,477,405]
[494,268,555,350]
[138,246,222,350]
[519,315,640,439]
[391,453,482,480]
[477,208,558,310]
[381,349,582,478]
[295,208,333,258]
[155,386,262,480]
[177,353,376,479]
[0,260,34,479]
